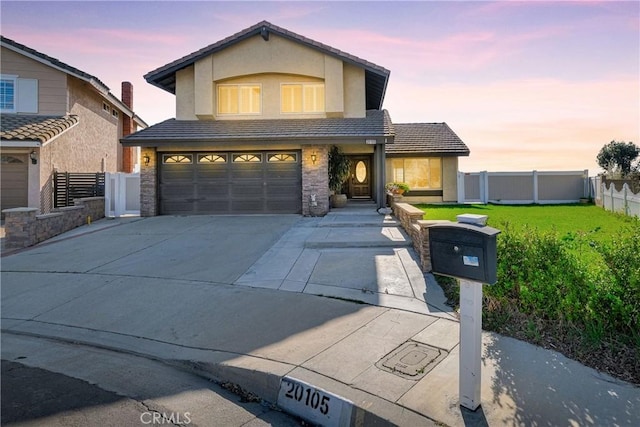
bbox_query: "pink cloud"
[306,23,569,74]
[208,3,328,30]
[386,76,639,173]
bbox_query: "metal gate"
[53,172,105,208]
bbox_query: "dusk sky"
[1,1,638,174]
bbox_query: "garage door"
[159,151,302,214]
[1,154,29,212]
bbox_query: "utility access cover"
[376,341,448,380]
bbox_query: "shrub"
[488,223,595,325]
[385,182,410,194]
[593,221,640,339]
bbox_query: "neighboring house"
[0,35,147,214]
[121,21,469,216]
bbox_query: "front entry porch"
[345,155,373,200]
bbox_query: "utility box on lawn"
[429,222,500,284]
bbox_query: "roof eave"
[121,134,391,147]
[0,139,41,148]
[386,151,470,157]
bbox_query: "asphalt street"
[1,336,303,427]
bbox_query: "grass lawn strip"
[417,203,639,385]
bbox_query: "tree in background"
[597,140,639,178]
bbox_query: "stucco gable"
[144,21,390,110]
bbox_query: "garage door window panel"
[163,154,193,164]
[198,154,227,163]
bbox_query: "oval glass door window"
[355,161,367,183]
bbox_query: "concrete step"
[317,214,400,228]
[304,226,412,249]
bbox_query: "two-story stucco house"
[121,21,469,216]
[0,36,147,214]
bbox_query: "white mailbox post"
[428,214,500,411]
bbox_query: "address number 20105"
[283,380,330,414]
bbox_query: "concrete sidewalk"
[2,209,638,426]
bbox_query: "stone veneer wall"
[140,147,158,217]
[2,197,105,250]
[302,145,329,216]
[388,195,451,272]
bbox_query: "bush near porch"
[416,203,640,385]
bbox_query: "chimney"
[121,81,135,173]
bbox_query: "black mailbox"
[429,222,500,284]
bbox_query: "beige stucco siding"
[343,63,365,118]
[442,157,458,202]
[1,47,67,115]
[174,33,367,121]
[324,55,344,117]
[176,66,196,120]
[213,35,325,81]
[194,56,214,119]
[44,77,120,173]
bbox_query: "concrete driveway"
[2,207,451,316]
[3,209,637,427]
[1,215,299,284]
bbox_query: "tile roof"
[122,110,394,146]
[144,21,390,110]
[386,123,470,156]
[1,114,79,143]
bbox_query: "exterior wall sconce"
[30,150,37,165]
[310,152,317,164]
[143,154,150,165]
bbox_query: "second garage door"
[159,151,302,215]
[1,154,29,214]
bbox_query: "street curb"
[1,328,440,426]
[177,358,441,427]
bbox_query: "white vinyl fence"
[105,172,140,217]
[601,181,640,218]
[457,170,589,204]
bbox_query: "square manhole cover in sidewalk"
[375,341,448,380]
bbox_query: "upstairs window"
[0,76,17,112]
[217,84,261,115]
[1,75,38,113]
[281,83,325,113]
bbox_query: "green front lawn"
[416,203,640,384]
[417,203,633,242]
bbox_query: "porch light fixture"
[143,154,150,165]
[365,139,377,145]
[30,150,37,165]
[310,152,317,164]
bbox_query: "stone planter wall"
[389,197,451,272]
[2,197,105,250]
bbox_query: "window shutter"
[17,78,38,113]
